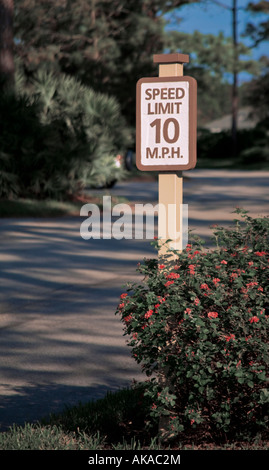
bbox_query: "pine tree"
[14,0,191,125]
[165,29,259,125]
[245,0,269,45]
[0,0,15,89]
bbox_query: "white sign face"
[136,76,197,172]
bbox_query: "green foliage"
[197,122,269,163]
[243,59,269,122]
[14,0,192,126]
[11,0,269,130]
[165,30,260,125]
[29,70,129,149]
[89,154,125,188]
[0,71,130,199]
[245,0,269,45]
[28,70,130,189]
[167,31,259,80]
[0,90,89,199]
[116,210,269,442]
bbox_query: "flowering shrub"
[116,210,269,442]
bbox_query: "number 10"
[150,118,180,144]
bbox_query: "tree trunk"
[0,0,15,90]
[232,0,238,156]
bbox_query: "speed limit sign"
[136,76,197,171]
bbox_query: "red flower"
[221,260,227,264]
[208,311,218,318]
[200,283,209,290]
[230,272,238,279]
[159,264,165,269]
[166,272,180,279]
[213,278,220,285]
[188,264,195,274]
[194,297,200,305]
[185,308,192,315]
[249,316,259,323]
[165,280,174,287]
[224,334,235,342]
[123,314,132,323]
[120,293,128,299]
[188,250,200,259]
[145,309,153,319]
[118,303,125,309]
[254,251,267,256]
[246,281,258,288]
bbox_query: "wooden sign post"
[136,53,197,260]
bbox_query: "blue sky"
[165,0,268,81]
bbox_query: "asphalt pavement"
[0,169,268,431]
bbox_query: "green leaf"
[237,377,245,384]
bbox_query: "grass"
[0,198,83,218]
[0,384,268,450]
[0,195,129,218]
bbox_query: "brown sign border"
[136,76,197,172]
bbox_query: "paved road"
[0,170,268,431]
[107,169,269,240]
